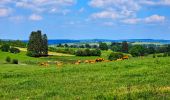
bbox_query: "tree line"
[0,40,26,48]
[75,49,101,56]
[56,41,170,57]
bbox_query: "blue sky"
[0,0,170,40]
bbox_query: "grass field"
[0,48,112,64]
[0,51,170,99]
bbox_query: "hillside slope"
[0,54,170,99]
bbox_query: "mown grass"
[0,51,170,99]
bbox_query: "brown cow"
[39,62,49,67]
[89,60,96,64]
[96,58,105,62]
[123,55,129,60]
[84,60,89,63]
[116,58,123,61]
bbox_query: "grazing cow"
[75,60,81,65]
[95,58,105,62]
[75,62,80,65]
[77,60,81,63]
[116,58,123,61]
[84,60,89,63]
[89,60,96,64]
[123,55,129,60]
[39,62,49,67]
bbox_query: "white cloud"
[29,14,42,21]
[0,0,77,21]
[0,8,11,17]
[122,15,165,24]
[144,15,165,23]
[89,0,167,25]
[0,0,76,19]
[89,0,140,10]
[15,0,76,13]
[89,0,140,20]
[91,10,119,20]
[122,18,141,24]
[140,0,170,6]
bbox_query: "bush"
[129,45,146,57]
[147,47,156,54]
[157,54,163,57]
[163,52,168,57]
[153,54,156,58]
[48,47,75,55]
[75,49,101,56]
[99,42,108,50]
[12,59,18,64]
[108,52,124,61]
[1,44,10,52]
[6,56,11,63]
[26,51,40,57]
[167,52,170,56]
[90,49,101,56]
[10,47,20,54]
[75,49,85,56]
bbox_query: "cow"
[95,58,105,62]
[39,62,49,67]
[123,55,129,60]
[116,58,123,61]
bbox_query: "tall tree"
[129,45,146,57]
[99,42,108,50]
[85,43,91,48]
[122,41,128,53]
[42,34,48,55]
[27,30,48,57]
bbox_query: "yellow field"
[17,47,75,57]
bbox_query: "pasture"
[0,50,170,99]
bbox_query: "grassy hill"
[0,51,170,99]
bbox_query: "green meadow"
[0,50,170,99]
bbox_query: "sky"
[0,0,170,40]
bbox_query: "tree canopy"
[27,30,48,57]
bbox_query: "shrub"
[157,54,163,57]
[99,42,108,50]
[26,51,40,57]
[163,52,168,57]
[27,51,34,57]
[27,51,43,57]
[129,45,146,57]
[10,47,20,54]
[75,49,101,56]
[12,59,18,64]
[147,47,156,54]
[49,47,75,55]
[153,54,156,58]
[1,44,10,52]
[90,49,101,56]
[108,52,124,61]
[75,49,87,56]
[167,52,170,56]
[6,56,11,63]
